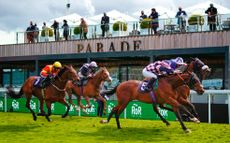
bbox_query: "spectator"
[149,8,159,35]
[80,18,88,39]
[51,20,59,41]
[205,3,218,31]
[175,7,187,32]
[140,10,147,22]
[62,19,69,40]
[26,21,35,43]
[101,13,110,37]
[42,22,49,42]
[34,23,39,42]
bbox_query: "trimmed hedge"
[140,18,152,29]
[74,26,81,35]
[188,15,204,25]
[41,28,54,37]
[112,21,127,31]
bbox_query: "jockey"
[78,61,98,80]
[40,61,62,88]
[142,60,175,91]
[164,57,187,71]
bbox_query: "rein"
[50,82,66,92]
[175,72,193,86]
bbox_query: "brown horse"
[6,65,79,121]
[66,67,112,114]
[157,58,211,121]
[100,71,204,133]
[169,58,211,120]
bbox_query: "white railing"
[190,90,230,124]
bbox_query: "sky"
[0,0,229,44]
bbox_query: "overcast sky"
[0,0,229,44]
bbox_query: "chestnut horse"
[6,65,79,121]
[66,67,112,114]
[167,58,211,120]
[100,71,204,133]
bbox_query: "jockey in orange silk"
[40,61,62,88]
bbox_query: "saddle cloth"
[138,80,158,93]
[33,77,43,88]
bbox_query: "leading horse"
[66,67,112,114]
[100,71,204,133]
[6,65,79,121]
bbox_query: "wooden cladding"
[1,31,230,57]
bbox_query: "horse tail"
[6,86,24,99]
[101,85,118,97]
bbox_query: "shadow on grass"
[0,124,40,132]
[73,125,170,142]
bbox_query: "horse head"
[187,72,205,95]
[187,57,211,80]
[94,67,112,82]
[56,65,79,82]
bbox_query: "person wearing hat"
[205,3,218,31]
[39,61,62,88]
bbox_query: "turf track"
[0,112,229,143]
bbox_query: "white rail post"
[4,93,7,112]
[208,94,212,124]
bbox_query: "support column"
[35,60,39,76]
[224,46,230,89]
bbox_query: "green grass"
[0,112,229,143]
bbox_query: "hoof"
[190,117,200,124]
[62,115,67,118]
[184,129,191,134]
[33,116,37,121]
[100,120,108,124]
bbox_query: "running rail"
[190,90,230,124]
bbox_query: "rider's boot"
[144,78,156,91]
[41,77,51,88]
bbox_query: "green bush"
[112,21,127,31]
[74,26,81,35]
[41,28,54,37]
[140,18,152,29]
[188,15,204,25]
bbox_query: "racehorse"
[6,65,79,121]
[100,71,204,133]
[66,67,112,114]
[171,58,211,120]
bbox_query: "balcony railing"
[12,13,230,44]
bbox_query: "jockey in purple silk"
[142,60,174,91]
[164,57,187,71]
[142,57,186,91]
[78,61,98,80]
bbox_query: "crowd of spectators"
[26,3,218,43]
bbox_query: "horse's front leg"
[59,98,70,118]
[45,101,52,122]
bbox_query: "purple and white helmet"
[89,61,98,67]
[172,57,184,65]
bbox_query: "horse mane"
[56,65,69,78]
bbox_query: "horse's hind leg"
[25,95,37,121]
[152,103,170,126]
